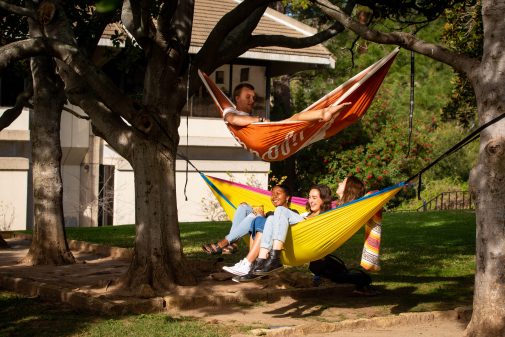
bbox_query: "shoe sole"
[222,266,248,276]
[232,275,264,283]
[253,266,283,276]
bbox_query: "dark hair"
[336,176,365,206]
[233,83,255,102]
[305,184,333,213]
[271,184,292,206]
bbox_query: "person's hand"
[252,205,265,216]
[321,102,352,122]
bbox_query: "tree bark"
[21,55,75,265]
[117,29,197,293]
[465,3,505,335]
[119,139,196,295]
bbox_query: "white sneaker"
[223,258,251,276]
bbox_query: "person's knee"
[274,206,289,215]
[238,203,252,212]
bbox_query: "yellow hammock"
[201,173,404,266]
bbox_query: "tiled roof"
[102,0,333,66]
[191,0,332,65]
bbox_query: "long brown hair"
[336,176,365,206]
[305,184,333,213]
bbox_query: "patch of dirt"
[0,238,469,337]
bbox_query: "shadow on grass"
[0,294,101,337]
[0,292,236,337]
[182,272,473,320]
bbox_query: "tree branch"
[247,21,343,50]
[56,62,134,160]
[314,0,480,75]
[61,105,90,120]
[0,38,56,71]
[0,84,33,132]
[216,4,268,63]
[194,0,272,71]
[0,0,37,19]
[121,0,153,50]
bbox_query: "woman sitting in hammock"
[220,184,295,277]
[249,176,365,277]
[201,184,289,255]
[224,83,351,126]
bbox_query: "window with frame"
[215,71,224,84]
[240,68,249,82]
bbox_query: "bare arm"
[225,113,263,126]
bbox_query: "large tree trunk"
[467,94,505,337]
[119,42,196,293]
[465,3,505,335]
[21,56,75,265]
[120,140,196,295]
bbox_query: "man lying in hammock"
[224,83,351,126]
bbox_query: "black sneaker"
[232,273,264,283]
[251,258,267,274]
[254,250,283,275]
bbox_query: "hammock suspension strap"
[407,111,505,199]
[406,50,415,157]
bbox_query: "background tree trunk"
[21,56,75,265]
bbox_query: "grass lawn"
[0,291,242,337]
[7,210,476,335]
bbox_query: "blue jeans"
[225,203,255,243]
[249,216,267,240]
[260,206,304,250]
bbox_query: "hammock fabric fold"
[201,173,403,266]
[199,48,399,162]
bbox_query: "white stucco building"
[0,0,334,229]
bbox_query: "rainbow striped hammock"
[201,173,404,268]
[199,48,399,162]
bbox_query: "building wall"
[61,165,82,227]
[0,108,32,230]
[0,158,29,231]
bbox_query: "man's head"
[233,83,256,114]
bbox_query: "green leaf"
[95,0,122,13]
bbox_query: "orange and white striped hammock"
[198,48,399,162]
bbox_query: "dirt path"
[0,238,469,337]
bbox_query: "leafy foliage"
[440,0,482,127]
[278,28,455,201]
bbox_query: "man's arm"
[225,113,263,126]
